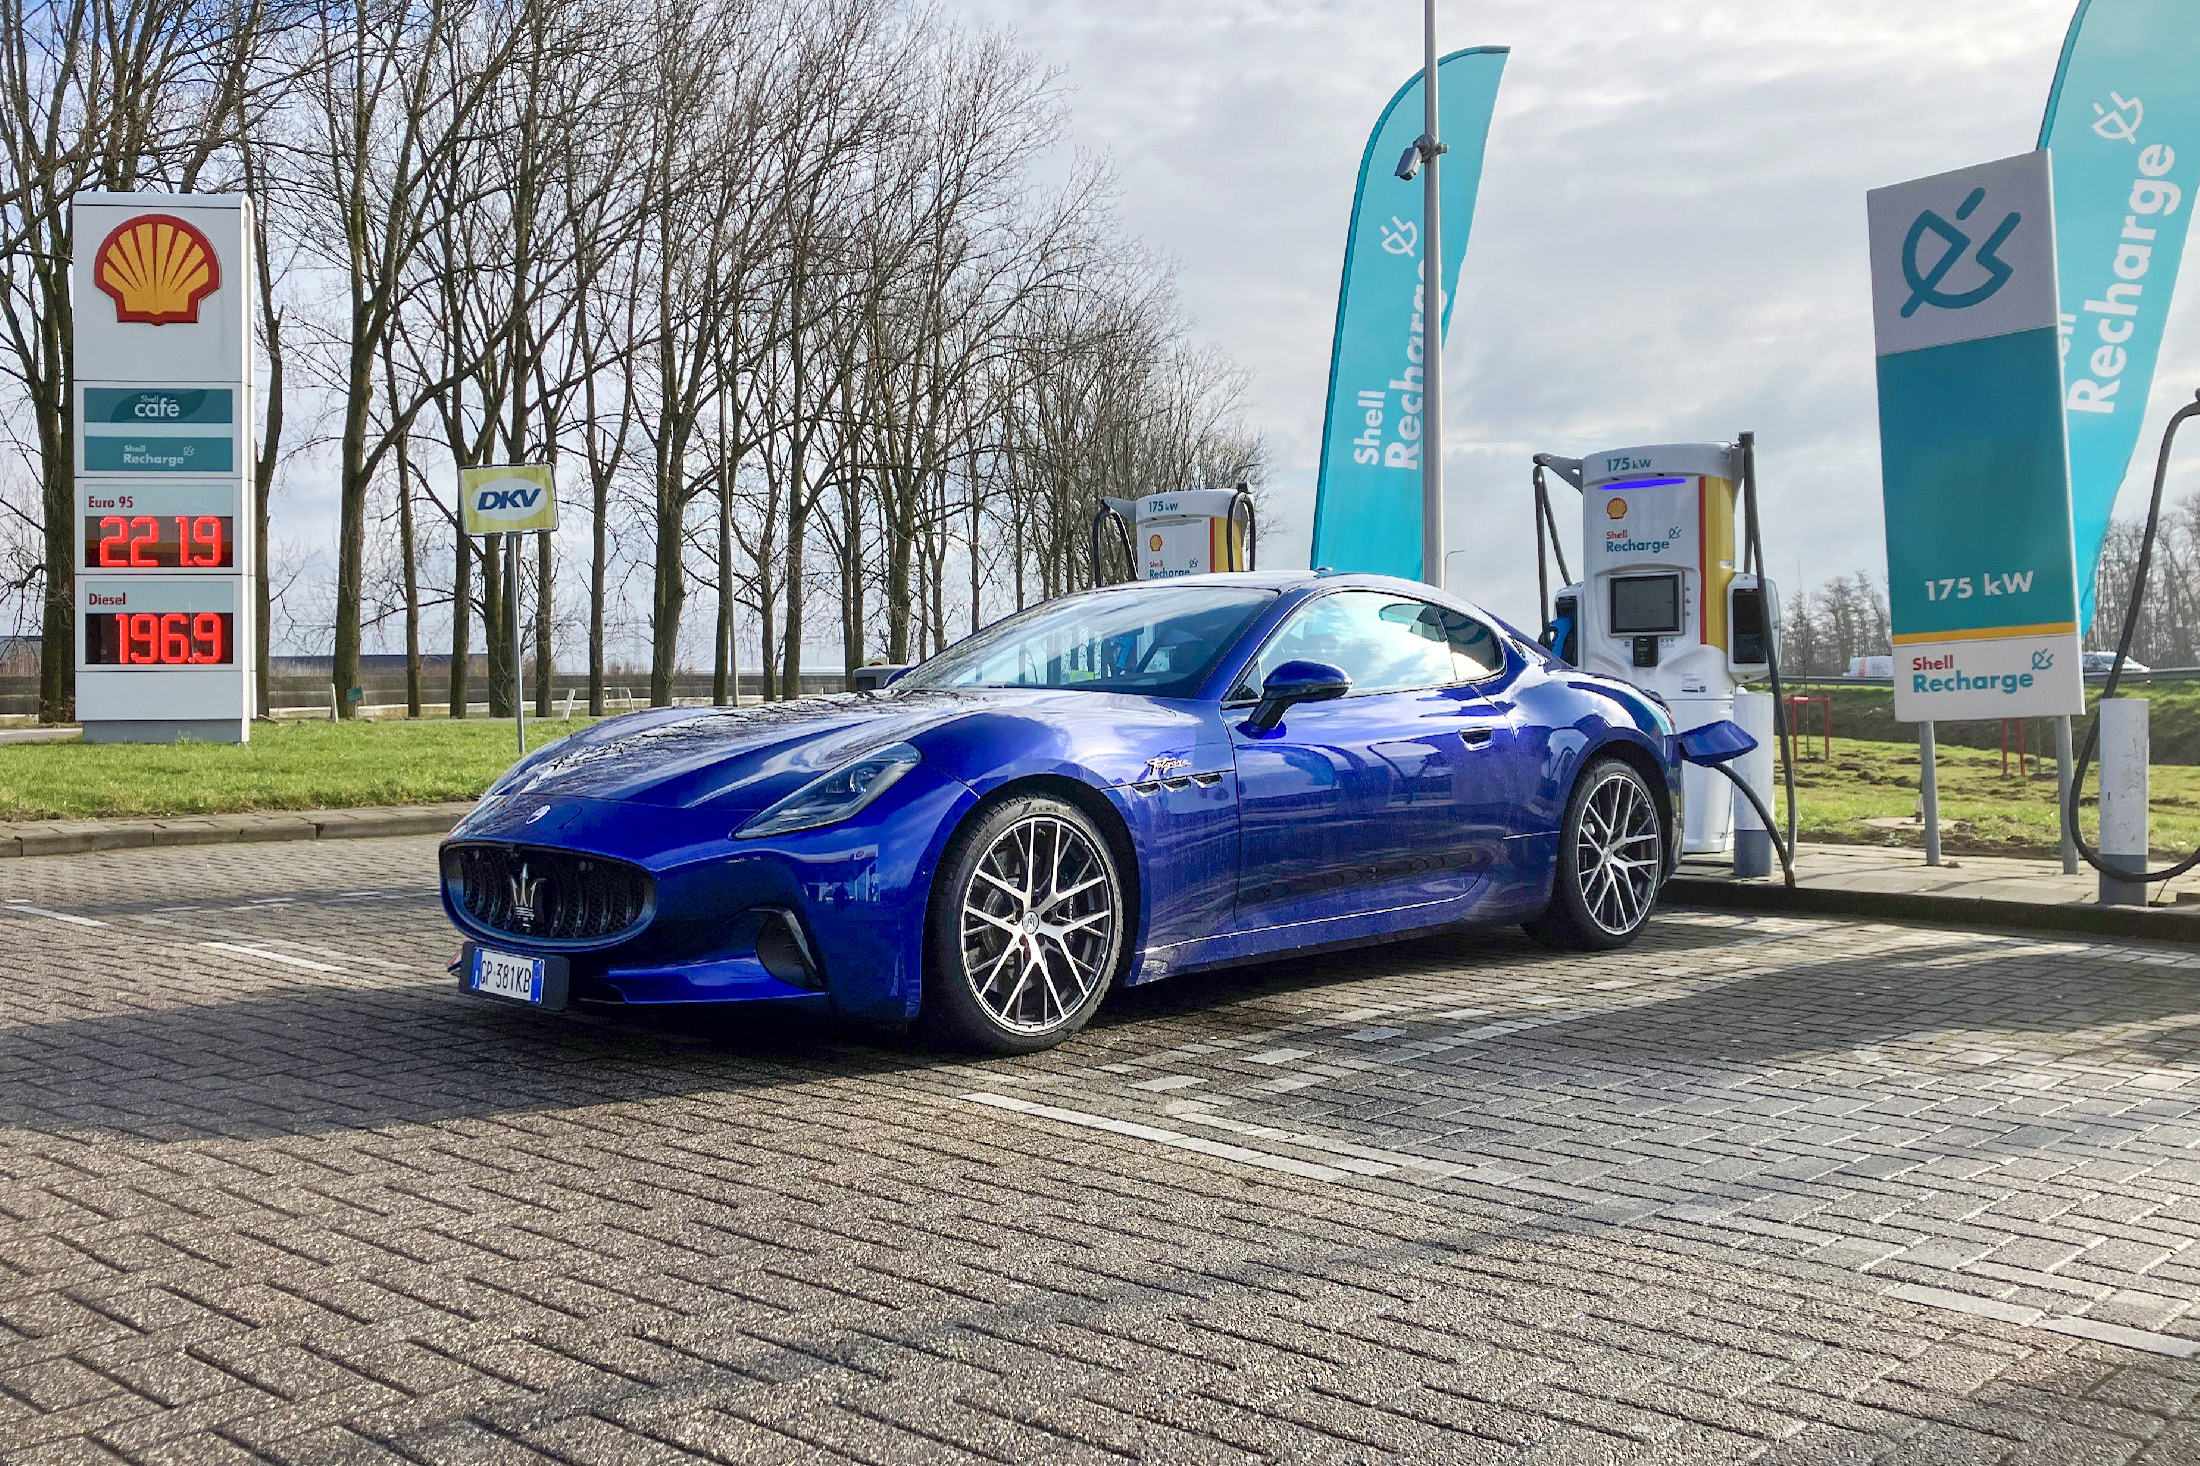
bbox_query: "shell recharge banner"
[1310,47,1506,579]
[2040,0,2200,631]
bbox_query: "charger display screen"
[1609,573,1682,635]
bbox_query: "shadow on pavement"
[3,911,2192,1144]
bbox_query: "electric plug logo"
[2093,93,2143,144]
[1901,186,2021,317]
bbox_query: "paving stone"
[4,843,2200,1462]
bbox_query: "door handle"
[1462,728,1494,747]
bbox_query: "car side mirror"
[1242,660,1351,733]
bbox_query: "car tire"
[920,794,1128,1054]
[1524,757,1664,952]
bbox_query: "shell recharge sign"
[71,193,255,745]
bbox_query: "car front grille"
[444,844,652,943]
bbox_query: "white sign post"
[71,195,256,743]
[458,464,556,753]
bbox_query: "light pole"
[1444,548,1469,593]
[1419,0,1444,587]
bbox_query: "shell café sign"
[70,192,255,745]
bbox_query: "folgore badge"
[93,214,220,326]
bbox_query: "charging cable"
[2064,389,2200,883]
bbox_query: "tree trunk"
[333,326,374,719]
[398,448,422,717]
[484,532,511,717]
[449,530,472,718]
[534,528,552,718]
[588,467,607,716]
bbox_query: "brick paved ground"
[3,837,2199,1464]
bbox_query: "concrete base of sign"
[83,718,248,745]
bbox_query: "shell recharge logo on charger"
[458,464,559,535]
[94,215,220,326]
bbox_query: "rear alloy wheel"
[921,795,1126,1053]
[1525,757,1664,951]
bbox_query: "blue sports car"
[442,572,1683,1052]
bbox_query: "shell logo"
[1605,497,1629,519]
[93,214,220,326]
[1148,533,1164,551]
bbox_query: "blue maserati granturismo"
[442,572,1684,1052]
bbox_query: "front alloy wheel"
[922,795,1125,1052]
[1526,757,1664,951]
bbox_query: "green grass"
[0,717,596,821]
[6,716,2195,863]
[1764,681,2200,764]
[1775,734,2200,859]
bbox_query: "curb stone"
[1665,874,2200,947]
[0,802,472,858]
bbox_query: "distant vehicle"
[1847,655,1894,679]
[440,573,1684,1053]
[2083,651,2150,674]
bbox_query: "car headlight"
[735,743,922,839]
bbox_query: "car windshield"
[897,585,1277,698]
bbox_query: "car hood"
[479,686,1219,816]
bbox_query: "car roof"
[1088,570,1446,596]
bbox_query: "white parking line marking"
[960,1092,1356,1181]
[5,905,106,927]
[1246,1047,1314,1065]
[1130,1075,1204,1091]
[198,942,345,973]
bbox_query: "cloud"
[962,0,2200,629]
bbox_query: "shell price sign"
[71,193,255,744]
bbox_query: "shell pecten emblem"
[1606,497,1629,519]
[94,214,220,326]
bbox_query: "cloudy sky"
[957,0,2200,631]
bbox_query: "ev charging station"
[1093,487,1255,582]
[1532,442,1781,856]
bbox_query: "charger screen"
[1610,574,1682,635]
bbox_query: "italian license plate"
[463,944,569,1010]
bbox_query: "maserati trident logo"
[508,861,546,932]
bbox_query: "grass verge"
[1765,682,2200,764]
[0,717,594,821]
[1775,734,2200,859]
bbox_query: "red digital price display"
[85,611,233,665]
[83,514,232,569]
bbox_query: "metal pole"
[1418,0,1444,587]
[1919,720,1940,866]
[2054,713,2077,875]
[510,532,526,755]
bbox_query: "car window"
[1236,590,1483,698]
[1446,610,1507,680]
[895,584,1276,697]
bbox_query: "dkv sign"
[459,464,558,535]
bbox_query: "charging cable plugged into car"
[1678,719,1796,888]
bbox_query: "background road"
[4,837,2200,1464]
